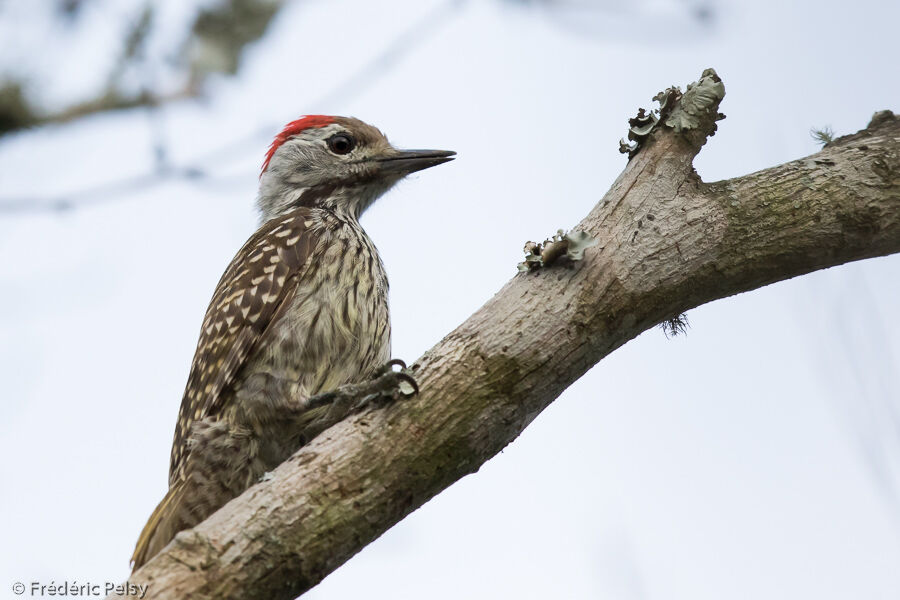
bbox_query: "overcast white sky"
[1,0,899,598]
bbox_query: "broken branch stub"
[619,67,726,158]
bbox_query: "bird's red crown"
[261,115,337,175]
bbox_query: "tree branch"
[124,70,900,599]
[0,0,287,137]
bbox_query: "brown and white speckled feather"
[169,208,320,481]
[135,206,392,567]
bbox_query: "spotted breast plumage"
[169,209,390,482]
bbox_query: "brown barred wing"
[168,208,320,482]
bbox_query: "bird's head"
[256,115,454,222]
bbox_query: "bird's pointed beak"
[377,149,456,176]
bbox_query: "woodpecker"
[131,115,454,570]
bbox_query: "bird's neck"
[256,176,395,223]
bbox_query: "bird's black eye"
[327,133,355,155]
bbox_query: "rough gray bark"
[123,69,900,599]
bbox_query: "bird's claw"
[385,370,419,396]
[375,358,418,395]
[352,363,418,412]
[378,358,408,374]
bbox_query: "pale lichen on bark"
[620,67,725,158]
[518,229,600,271]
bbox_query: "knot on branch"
[868,110,897,129]
[619,67,726,158]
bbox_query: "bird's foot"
[296,360,417,443]
[354,359,418,410]
[303,359,417,415]
[376,358,409,375]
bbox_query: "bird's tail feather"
[131,480,185,571]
